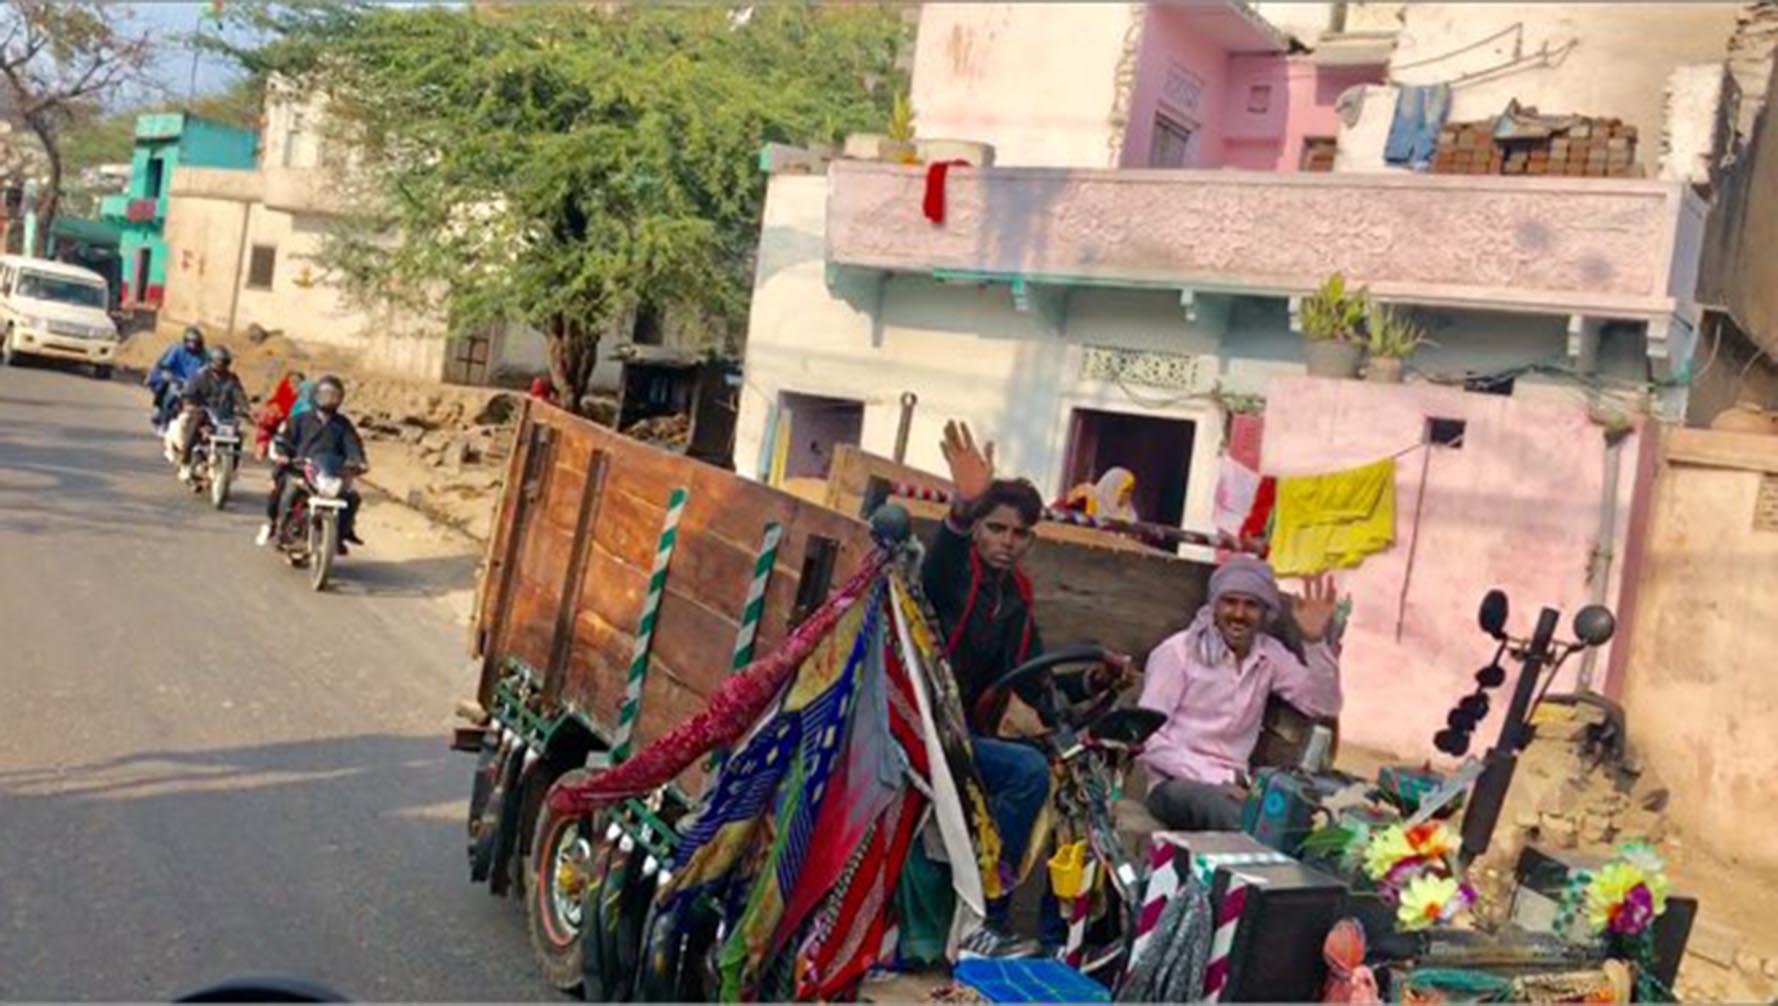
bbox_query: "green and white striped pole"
[707,522,782,774]
[611,487,687,764]
[730,523,782,672]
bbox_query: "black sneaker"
[957,927,1041,960]
[342,529,364,546]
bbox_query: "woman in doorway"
[1060,466,1140,521]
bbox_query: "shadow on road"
[0,733,549,1001]
[326,553,480,601]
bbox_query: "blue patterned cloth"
[954,959,1111,1004]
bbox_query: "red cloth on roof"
[1241,475,1278,542]
[923,159,969,224]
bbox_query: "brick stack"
[1431,114,1643,177]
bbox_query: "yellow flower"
[1363,826,1415,880]
[1406,821,1459,862]
[1397,875,1462,932]
[1584,862,1669,934]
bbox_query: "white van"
[0,255,121,378]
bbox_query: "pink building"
[912,2,1387,173]
[739,1,1778,771]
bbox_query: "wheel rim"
[540,816,594,948]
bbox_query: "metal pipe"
[893,391,917,463]
[1577,431,1625,692]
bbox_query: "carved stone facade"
[826,160,1705,320]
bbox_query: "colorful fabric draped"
[545,552,889,817]
[586,561,1009,1001]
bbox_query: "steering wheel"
[973,644,1115,735]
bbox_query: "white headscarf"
[1090,467,1138,521]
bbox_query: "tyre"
[91,364,113,380]
[211,452,234,510]
[527,771,593,994]
[309,511,337,591]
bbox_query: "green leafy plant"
[1364,303,1433,359]
[1299,272,1370,344]
[888,91,915,142]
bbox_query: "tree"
[0,1,154,250]
[240,3,907,409]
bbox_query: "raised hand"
[1292,573,1340,642]
[939,420,996,503]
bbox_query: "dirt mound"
[118,321,354,401]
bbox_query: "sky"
[108,3,256,109]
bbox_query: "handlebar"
[973,643,1111,735]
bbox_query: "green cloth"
[895,843,954,965]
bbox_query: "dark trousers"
[1145,777,1246,832]
[269,466,360,539]
[970,737,1068,947]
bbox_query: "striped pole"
[1202,876,1251,1002]
[707,523,782,774]
[1122,838,1182,984]
[1062,858,1098,969]
[611,487,688,763]
[886,482,1266,556]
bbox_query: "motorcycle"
[274,452,358,592]
[188,408,243,510]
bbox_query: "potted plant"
[1300,272,1368,378]
[1362,303,1432,383]
[882,92,918,165]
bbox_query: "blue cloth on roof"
[1384,83,1452,167]
[953,959,1110,1004]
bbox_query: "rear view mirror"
[1573,605,1616,648]
[1478,589,1509,639]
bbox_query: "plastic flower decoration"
[1396,874,1478,932]
[1582,844,1670,937]
[1362,822,1461,882]
[1362,826,1416,881]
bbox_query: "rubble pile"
[1464,703,1778,1001]
[621,413,691,449]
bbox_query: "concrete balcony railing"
[825,161,1706,325]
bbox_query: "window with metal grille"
[1149,114,1194,169]
[246,245,276,290]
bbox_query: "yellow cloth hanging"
[1271,458,1398,576]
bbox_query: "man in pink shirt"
[1136,555,1342,831]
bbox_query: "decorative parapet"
[825,160,1706,323]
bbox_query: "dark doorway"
[144,156,166,200]
[132,248,152,308]
[1063,408,1195,528]
[779,391,864,481]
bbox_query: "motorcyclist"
[167,347,253,482]
[257,374,367,554]
[146,326,208,430]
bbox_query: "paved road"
[0,363,552,1001]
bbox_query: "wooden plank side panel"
[827,444,1154,553]
[480,404,877,751]
[902,513,1213,664]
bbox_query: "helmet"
[313,374,345,412]
[182,325,205,352]
[209,346,233,368]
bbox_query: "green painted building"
[98,112,258,311]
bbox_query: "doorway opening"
[132,248,152,308]
[1063,408,1196,528]
[779,391,864,481]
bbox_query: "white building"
[162,80,552,385]
[735,2,1778,534]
